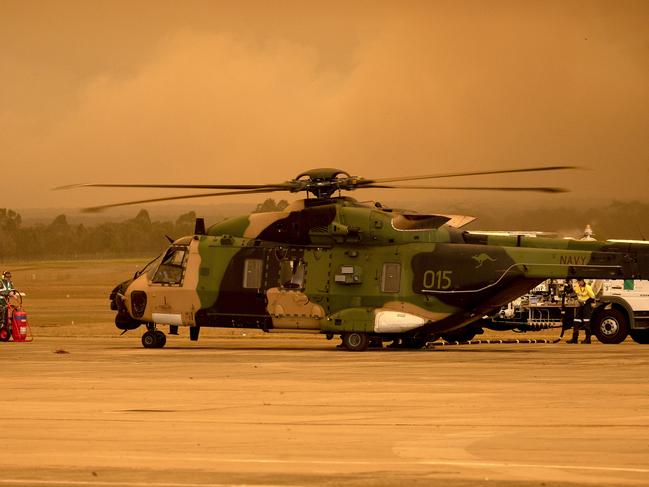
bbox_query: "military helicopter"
[61,167,649,350]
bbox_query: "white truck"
[593,279,649,344]
[479,229,649,344]
[481,278,649,344]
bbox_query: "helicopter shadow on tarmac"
[111,342,552,354]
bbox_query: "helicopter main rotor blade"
[361,165,578,185]
[363,184,569,193]
[56,182,295,191]
[81,188,286,213]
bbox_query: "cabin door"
[148,241,201,326]
[265,247,325,330]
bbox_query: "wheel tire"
[341,332,369,352]
[592,308,629,344]
[142,331,157,348]
[402,336,429,349]
[441,328,478,343]
[630,329,649,344]
[0,326,10,342]
[154,330,167,348]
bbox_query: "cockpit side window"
[152,246,188,285]
[243,258,263,289]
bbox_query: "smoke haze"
[2,0,648,212]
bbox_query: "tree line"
[0,209,196,260]
[1,198,646,260]
[0,199,289,261]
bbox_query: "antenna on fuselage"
[194,218,206,236]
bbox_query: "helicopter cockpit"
[151,246,188,285]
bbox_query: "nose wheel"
[142,328,167,348]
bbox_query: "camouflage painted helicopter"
[62,167,649,350]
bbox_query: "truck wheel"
[341,332,369,352]
[630,329,649,344]
[592,308,629,344]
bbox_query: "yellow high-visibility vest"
[573,283,595,302]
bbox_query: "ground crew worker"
[0,271,15,327]
[567,278,596,344]
[1,271,14,296]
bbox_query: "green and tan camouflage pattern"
[113,198,649,341]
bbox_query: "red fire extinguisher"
[11,308,32,342]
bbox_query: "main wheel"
[0,326,10,342]
[402,336,429,349]
[142,330,158,348]
[154,330,167,348]
[592,308,629,344]
[341,332,369,352]
[630,329,649,344]
[441,327,478,343]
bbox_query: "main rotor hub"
[293,168,358,199]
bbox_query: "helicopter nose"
[109,280,132,311]
[111,280,145,332]
[130,290,147,318]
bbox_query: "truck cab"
[593,280,649,344]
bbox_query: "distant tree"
[254,198,289,213]
[176,211,196,226]
[45,214,76,256]
[130,209,151,225]
[171,210,197,238]
[49,214,69,227]
[0,208,22,231]
[0,209,21,259]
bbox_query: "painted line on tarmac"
[0,481,292,487]
[417,459,649,473]
[200,458,648,474]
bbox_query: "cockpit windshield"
[151,246,188,285]
[132,254,162,280]
[143,255,163,280]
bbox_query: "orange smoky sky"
[1,0,648,211]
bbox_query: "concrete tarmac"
[1,335,649,487]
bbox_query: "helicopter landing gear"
[341,332,369,352]
[401,335,429,349]
[441,325,482,343]
[142,324,166,349]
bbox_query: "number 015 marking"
[423,270,453,289]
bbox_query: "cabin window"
[152,246,187,285]
[243,258,263,289]
[381,263,401,293]
[280,259,305,289]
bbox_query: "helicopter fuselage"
[111,199,649,350]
